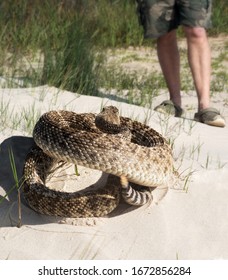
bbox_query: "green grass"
[0,0,102,94]
[98,64,167,106]
[0,0,227,95]
[211,0,228,35]
[8,148,23,227]
[0,0,227,49]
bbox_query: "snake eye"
[108,106,119,114]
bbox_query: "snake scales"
[23,106,176,218]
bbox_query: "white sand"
[0,84,228,260]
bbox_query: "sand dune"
[0,85,228,259]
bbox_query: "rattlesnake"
[23,106,177,217]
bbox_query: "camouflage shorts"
[136,0,212,38]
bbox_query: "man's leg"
[183,26,211,111]
[157,30,182,108]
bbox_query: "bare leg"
[156,26,225,126]
[157,30,181,107]
[183,26,211,111]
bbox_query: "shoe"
[194,108,225,127]
[154,100,183,117]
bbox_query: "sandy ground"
[0,84,228,260]
[105,35,228,76]
[0,37,228,260]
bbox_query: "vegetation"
[0,0,227,95]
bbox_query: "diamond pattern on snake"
[23,106,178,218]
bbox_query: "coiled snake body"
[23,106,176,217]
